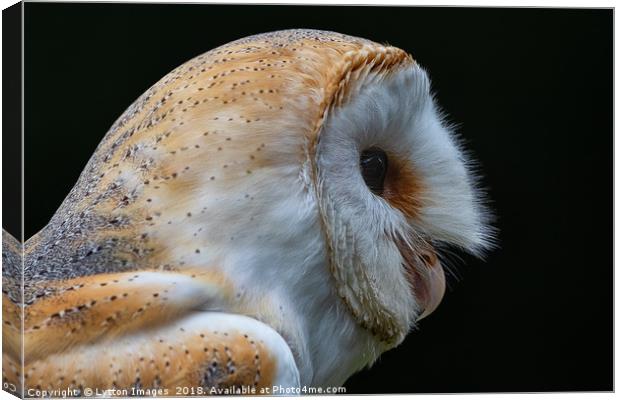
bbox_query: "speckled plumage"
[3,29,493,396]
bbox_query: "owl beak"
[396,238,447,321]
[415,251,446,321]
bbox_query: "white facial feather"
[312,63,493,377]
[321,64,493,252]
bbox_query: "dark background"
[14,3,612,393]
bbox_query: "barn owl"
[2,29,493,396]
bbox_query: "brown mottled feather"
[23,320,277,395]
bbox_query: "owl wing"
[3,270,299,395]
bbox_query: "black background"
[3,2,21,240]
[15,3,612,393]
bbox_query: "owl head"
[51,29,493,385]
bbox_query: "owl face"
[35,30,492,386]
[314,61,492,347]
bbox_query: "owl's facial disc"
[314,59,493,346]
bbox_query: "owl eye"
[360,148,388,196]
